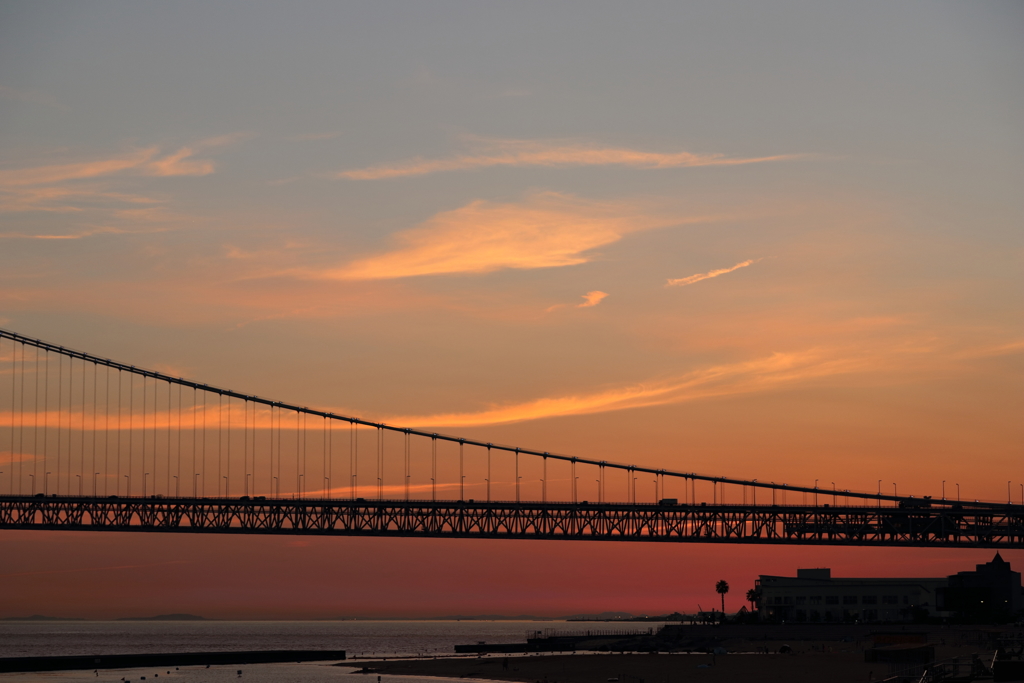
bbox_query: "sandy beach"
[350,652,891,683]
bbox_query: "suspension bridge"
[0,328,1021,548]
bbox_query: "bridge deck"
[2,495,1021,548]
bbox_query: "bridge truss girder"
[1,496,1022,548]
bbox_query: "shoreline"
[0,650,347,674]
[347,652,888,683]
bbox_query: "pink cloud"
[327,193,692,280]
[577,291,608,308]
[339,137,803,180]
[666,259,761,287]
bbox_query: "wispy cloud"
[545,290,610,313]
[144,146,215,177]
[0,135,247,216]
[666,258,761,287]
[0,147,212,188]
[578,291,608,308]
[0,226,167,240]
[326,193,694,280]
[0,450,39,464]
[338,137,802,180]
[401,334,1004,429]
[387,348,876,427]
[0,185,156,214]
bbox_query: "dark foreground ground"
[349,652,899,683]
[348,623,1018,683]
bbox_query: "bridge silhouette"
[1,328,1021,548]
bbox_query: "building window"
[824,611,834,622]
[862,595,878,605]
[825,596,839,605]
[795,610,806,622]
[783,596,793,605]
[795,596,806,605]
[903,595,909,604]
[843,595,858,605]
[810,610,821,622]
[863,609,878,622]
[810,596,822,605]
[882,595,899,605]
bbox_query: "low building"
[757,568,947,623]
[757,554,1023,624]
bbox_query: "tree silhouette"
[716,579,730,614]
[746,587,761,612]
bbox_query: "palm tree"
[716,580,730,614]
[746,587,761,612]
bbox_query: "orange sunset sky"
[1,2,1022,619]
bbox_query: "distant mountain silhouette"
[562,612,635,620]
[427,615,558,621]
[331,612,637,621]
[116,614,209,621]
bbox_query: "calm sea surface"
[0,620,567,659]
[0,620,674,683]
[0,620,673,682]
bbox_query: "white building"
[757,568,949,623]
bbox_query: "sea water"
[0,620,579,683]
[0,620,544,659]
